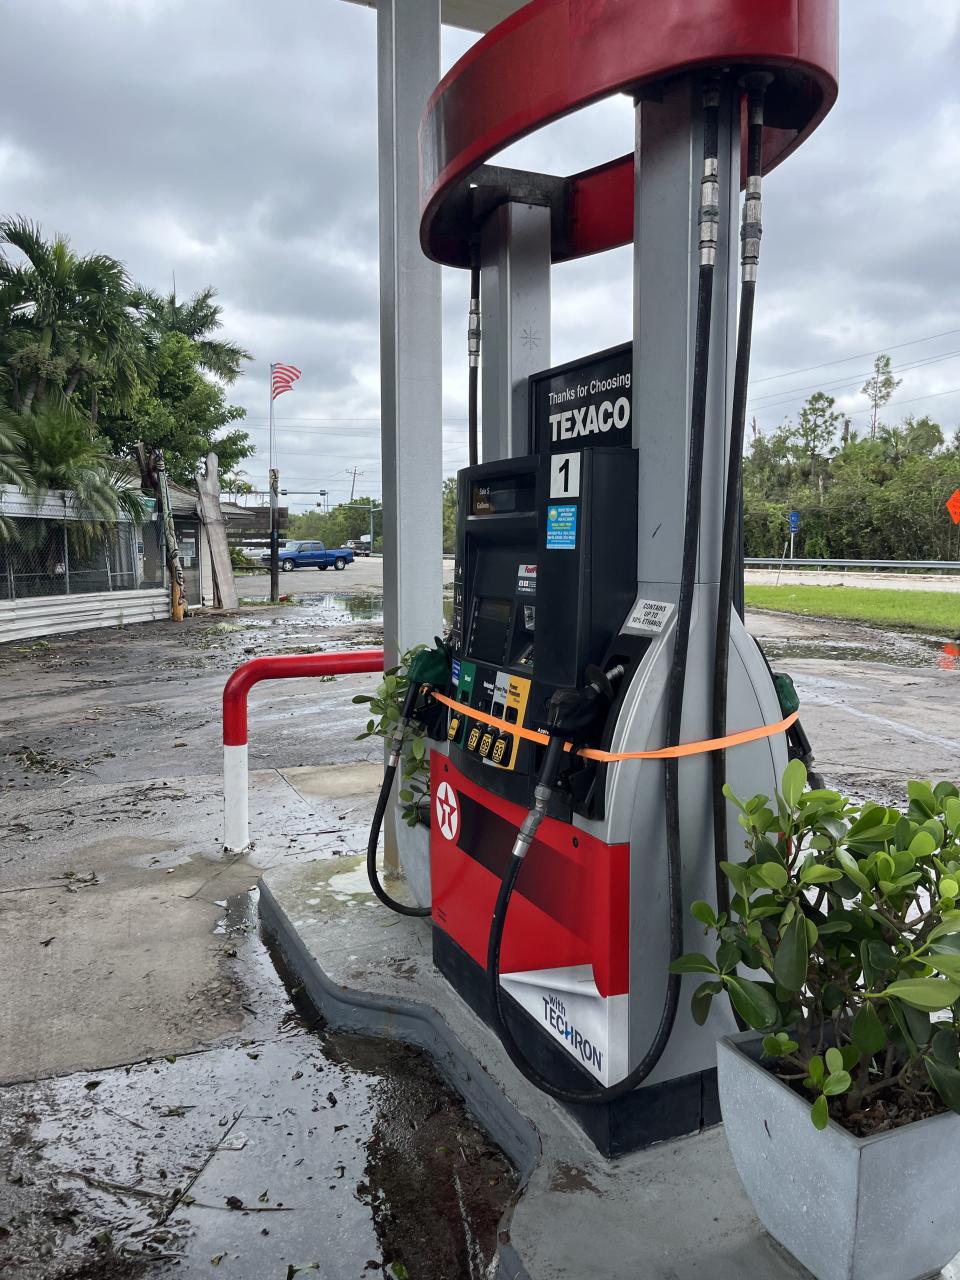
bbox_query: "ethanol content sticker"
[622,596,675,635]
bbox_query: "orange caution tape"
[430,689,798,763]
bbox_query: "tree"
[743,423,795,500]
[0,217,254,527]
[902,414,944,457]
[97,332,253,485]
[140,286,252,384]
[860,352,901,439]
[286,496,383,549]
[222,472,255,500]
[0,402,146,545]
[442,475,458,552]
[0,217,144,417]
[789,392,843,484]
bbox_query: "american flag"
[271,362,302,400]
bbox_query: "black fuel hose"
[485,83,721,1104]
[711,75,771,917]
[366,684,432,918]
[467,244,481,467]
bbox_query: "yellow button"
[466,724,482,753]
[491,736,508,766]
[447,714,461,742]
[478,730,495,759]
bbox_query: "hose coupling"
[741,70,774,117]
[510,780,552,859]
[468,302,481,368]
[699,157,719,267]
[741,175,763,282]
[387,717,409,768]
[511,808,542,860]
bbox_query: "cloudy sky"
[1,1,958,512]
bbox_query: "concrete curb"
[257,863,826,1280]
[258,875,541,1278]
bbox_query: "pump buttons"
[447,712,462,742]
[478,729,496,759]
[465,723,483,754]
[491,733,512,766]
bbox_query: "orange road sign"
[948,489,960,525]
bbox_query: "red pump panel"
[419,0,839,267]
[430,754,630,998]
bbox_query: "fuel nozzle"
[544,664,619,739]
[510,665,623,861]
[387,637,452,766]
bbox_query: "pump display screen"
[468,597,512,665]
[470,473,535,516]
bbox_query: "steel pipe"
[222,649,385,851]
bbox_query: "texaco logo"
[435,780,460,843]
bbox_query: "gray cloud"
[1,0,958,512]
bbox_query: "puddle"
[760,629,957,670]
[325,862,377,901]
[271,591,384,627]
[0,891,517,1280]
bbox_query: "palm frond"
[0,414,28,488]
[0,216,49,268]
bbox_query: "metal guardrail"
[745,558,960,573]
[222,648,385,850]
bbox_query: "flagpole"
[268,362,275,472]
[268,363,280,604]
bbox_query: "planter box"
[718,1031,960,1280]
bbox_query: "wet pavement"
[1,574,515,1279]
[747,608,959,807]
[1,563,957,1279]
[756,614,959,670]
[0,890,517,1280]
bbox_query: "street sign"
[947,489,960,525]
[789,510,800,533]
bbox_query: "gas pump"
[366,1,838,1155]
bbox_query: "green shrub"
[674,762,960,1134]
[352,646,430,827]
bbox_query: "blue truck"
[261,540,355,572]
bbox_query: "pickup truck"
[260,540,354,572]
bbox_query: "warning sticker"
[517,563,537,595]
[622,596,675,636]
[546,505,577,550]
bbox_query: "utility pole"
[346,466,364,502]
[269,467,280,604]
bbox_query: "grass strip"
[744,585,960,635]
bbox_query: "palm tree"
[0,217,144,416]
[139,285,251,383]
[0,417,29,541]
[0,403,145,546]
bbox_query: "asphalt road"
[236,555,453,598]
[746,568,960,593]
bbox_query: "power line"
[748,325,960,385]
[747,348,960,413]
[845,383,960,417]
[241,417,470,425]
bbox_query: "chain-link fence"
[0,514,165,602]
